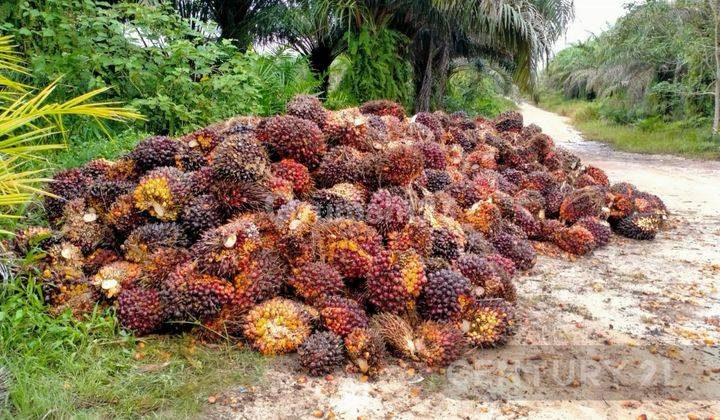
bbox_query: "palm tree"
[0,36,141,230]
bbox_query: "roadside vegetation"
[539,0,720,159]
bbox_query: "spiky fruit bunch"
[430,228,461,261]
[464,229,495,254]
[414,112,444,140]
[414,140,447,170]
[12,226,56,255]
[365,145,424,187]
[161,263,235,322]
[129,136,179,171]
[243,297,312,355]
[140,247,191,287]
[574,217,612,247]
[80,158,114,178]
[367,250,426,313]
[107,194,147,234]
[210,134,269,183]
[324,108,369,150]
[316,219,383,278]
[455,253,516,302]
[419,269,471,322]
[194,306,246,342]
[133,167,190,221]
[59,198,112,253]
[559,186,608,223]
[83,248,119,276]
[211,180,272,214]
[286,94,328,129]
[632,191,667,218]
[554,225,597,256]
[44,168,93,222]
[232,249,288,309]
[320,296,369,337]
[180,127,222,156]
[344,327,385,376]
[117,285,164,335]
[464,201,502,235]
[529,133,554,157]
[416,321,466,367]
[271,159,312,196]
[493,111,523,133]
[311,189,365,220]
[446,179,483,209]
[359,99,406,120]
[289,261,344,304]
[422,169,451,192]
[514,189,546,216]
[44,276,98,318]
[372,313,418,359]
[180,194,225,238]
[387,217,433,256]
[258,115,326,168]
[581,165,610,187]
[86,180,133,215]
[614,212,661,240]
[173,141,206,171]
[511,204,542,239]
[314,146,364,187]
[491,232,536,270]
[92,261,141,299]
[365,189,409,234]
[276,200,318,237]
[297,331,345,376]
[191,218,261,278]
[459,299,515,347]
[42,241,85,282]
[122,222,187,263]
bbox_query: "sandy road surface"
[208,103,720,419]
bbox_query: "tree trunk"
[213,0,252,51]
[714,0,720,135]
[308,46,335,96]
[414,36,435,113]
[432,43,450,109]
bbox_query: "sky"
[552,0,634,53]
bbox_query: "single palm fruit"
[243,297,312,355]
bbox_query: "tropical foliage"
[543,0,716,127]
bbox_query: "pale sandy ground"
[207,103,720,419]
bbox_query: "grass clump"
[537,93,720,159]
[0,270,265,418]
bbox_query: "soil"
[207,103,720,419]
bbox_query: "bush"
[1,1,318,135]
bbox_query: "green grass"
[536,93,720,159]
[0,271,266,418]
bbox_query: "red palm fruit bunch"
[271,159,313,197]
[574,216,612,247]
[553,225,597,256]
[458,298,516,347]
[129,136,179,172]
[314,145,365,187]
[492,111,523,133]
[286,94,328,129]
[344,327,385,377]
[191,218,261,278]
[276,200,318,238]
[179,127,222,157]
[44,168,93,222]
[419,269,472,322]
[209,133,269,183]
[614,212,663,240]
[320,296,369,337]
[117,283,164,336]
[257,115,326,168]
[232,249,288,310]
[297,331,345,376]
[387,217,433,256]
[455,253,516,302]
[366,189,410,234]
[559,186,609,223]
[122,222,187,263]
[133,166,190,221]
[415,321,467,367]
[316,219,383,278]
[92,261,142,299]
[415,140,447,170]
[311,187,365,221]
[289,261,345,304]
[324,108,370,150]
[414,112,445,141]
[359,99,406,120]
[160,262,235,323]
[243,297,312,355]
[59,198,112,253]
[464,200,503,235]
[491,232,536,270]
[367,250,427,314]
[365,144,424,187]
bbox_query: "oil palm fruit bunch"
[23,95,666,377]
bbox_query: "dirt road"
[209,103,720,419]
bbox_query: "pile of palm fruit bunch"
[9,96,667,377]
